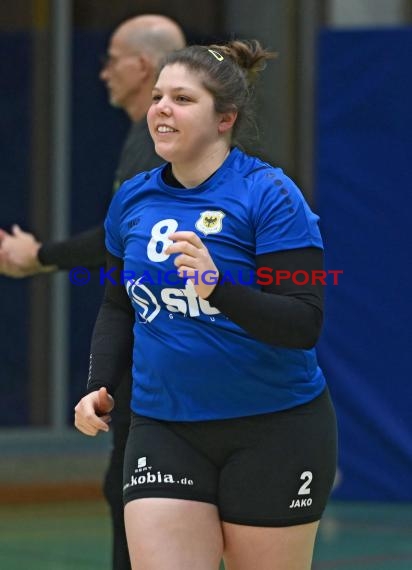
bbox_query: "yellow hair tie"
[208,49,224,61]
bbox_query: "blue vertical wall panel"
[0,34,31,425]
[316,29,412,499]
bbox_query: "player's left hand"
[166,231,219,299]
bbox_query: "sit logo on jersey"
[126,278,219,323]
[126,217,223,323]
[289,471,313,509]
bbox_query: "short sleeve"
[251,169,323,255]
[104,184,126,258]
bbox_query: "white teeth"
[157,125,176,133]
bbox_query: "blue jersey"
[105,147,326,420]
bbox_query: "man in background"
[0,14,186,570]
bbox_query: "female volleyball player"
[75,40,337,570]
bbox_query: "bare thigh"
[222,520,319,570]
[125,498,223,570]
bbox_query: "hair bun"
[208,40,277,84]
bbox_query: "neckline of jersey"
[156,147,240,195]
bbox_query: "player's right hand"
[74,387,114,436]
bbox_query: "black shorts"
[123,388,337,527]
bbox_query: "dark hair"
[157,40,277,144]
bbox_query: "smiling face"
[147,64,234,166]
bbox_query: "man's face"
[100,32,146,109]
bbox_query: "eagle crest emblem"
[195,210,225,235]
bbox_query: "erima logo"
[126,279,219,322]
[128,217,140,229]
[137,457,147,468]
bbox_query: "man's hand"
[74,387,115,436]
[0,225,49,277]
